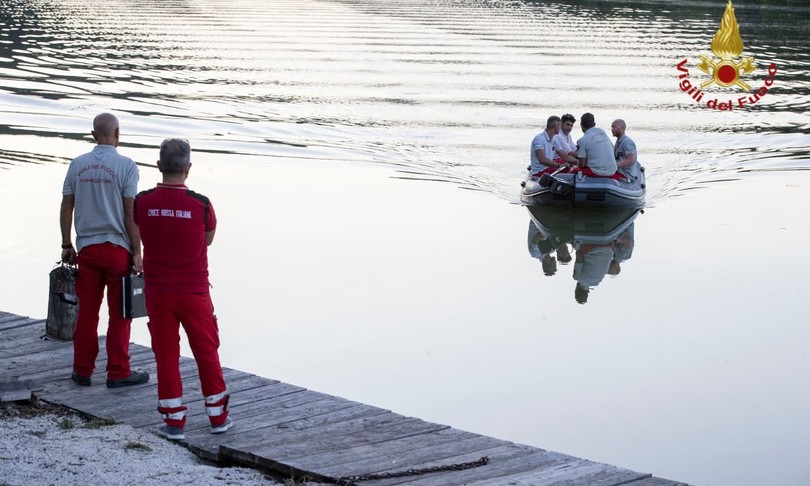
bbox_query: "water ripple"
[0,0,808,202]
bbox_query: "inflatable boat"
[520,166,646,208]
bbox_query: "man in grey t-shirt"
[611,118,643,180]
[60,113,148,389]
[576,113,617,176]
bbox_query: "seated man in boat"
[529,115,569,176]
[576,113,617,177]
[553,113,579,165]
[610,119,643,180]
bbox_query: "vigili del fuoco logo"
[676,0,778,110]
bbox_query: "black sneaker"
[106,370,149,388]
[71,373,91,387]
[157,424,186,440]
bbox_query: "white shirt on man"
[553,131,576,156]
[577,127,617,176]
[530,130,557,174]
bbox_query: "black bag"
[45,263,79,341]
[122,273,147,319]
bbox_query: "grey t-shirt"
[62,144,139,253]
[577,127,617,176]
[615,134,642,180]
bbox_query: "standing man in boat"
[60,112,150,389]
[611,119,643,180]
[553,113,579,165]
[530,115,566,176]
[134,138,232,440]
[576,113,617,176]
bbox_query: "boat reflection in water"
[527,206,641,304]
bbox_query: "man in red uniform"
[134,138,232,440]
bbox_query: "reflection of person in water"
[573,222,636,303]
[608,223,635,276]
[572,242,615,303]
[527,221,571,276]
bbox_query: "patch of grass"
[125,441,152,452]
[57,417,76,430]
[284,476,313,486]
[83,418,117,429]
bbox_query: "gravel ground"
[0,400,326,486]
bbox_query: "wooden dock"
[0,310,688,485]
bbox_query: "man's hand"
[132,254,143,274]
[61,247,77,265]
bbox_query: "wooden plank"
[0,346,75,375]
[0,337,70,358]
[368,448,576,486]
[17,345,155,386]
[0,380,33,402]
[0,317,43,332]
[225,398,391,449]
[187,394,382,461]
[232,415,449,471]
[0,346,73,375]
[120,371,288,429]
[190,392,363,445]
[350,443,542,485]
[180,381,308,432]
[310,432,512,479]
[0,322,46,345]
[0,314,32,324]
[622,478,690,486]
[42,359,197,413]
[132,384,331,435]
[0,320,39,341]
[47,389,149,421]
[461,460,650,486]
[299,427,488,473]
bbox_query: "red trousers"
[146,291,228,426]
[73,242,133,380]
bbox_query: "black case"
[122,274,147,319]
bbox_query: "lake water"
[1,1,809,485]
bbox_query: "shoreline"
[0,398,327,486]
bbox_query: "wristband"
[61,243,73,249]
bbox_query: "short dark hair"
[580,112,595,129]
[546,116,561,130]
[159,138,191,174]
[561,113,576,124]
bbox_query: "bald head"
[610,119,626,138]
[92,113,120,146]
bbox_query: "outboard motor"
[550,179,574,198]
[539,173,556,187]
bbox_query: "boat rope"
[334,456,489,485]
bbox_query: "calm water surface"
[1,1,809,485]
